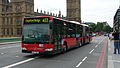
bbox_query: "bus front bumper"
[22,50,55,55]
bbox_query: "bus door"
[53,20,63,52]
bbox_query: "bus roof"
[24,16,53,19]
[23,16,86,26]
[81,24,89,27]
[70,21,81,25]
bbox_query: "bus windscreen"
[23,17,50,44]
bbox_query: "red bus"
[22,16,92,54]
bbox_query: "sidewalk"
[108,39,120,68]
[0,37,21,44]
[0,41,21,45]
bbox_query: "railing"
[0,37,21,43]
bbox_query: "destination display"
[24,18,49,24]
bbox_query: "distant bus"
[22,16,92,54]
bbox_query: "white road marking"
[95,45,98,48]
[2,57,36,68]
[98,38,105,45]
[76,37,106,68]
[0,46,19,49]
[89,49,94,54]
[76,57,87,68]
[95,38,105,48]
[82,57,87,62]
[76,62,82,68]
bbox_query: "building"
[66,0,81,23]
[34,10,66,19]
[114,7,120,32]
[0,0,77,37]
[0,0,34,37]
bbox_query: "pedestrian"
[118,31,120,52]
[112,30,120,54]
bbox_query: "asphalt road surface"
[0,36,108,68]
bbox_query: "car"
[104,33,109,36]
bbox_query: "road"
[0,36,108,68]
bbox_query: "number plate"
[32,51,39,54]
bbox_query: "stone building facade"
[66,0,81,23]
[0,0,80,37]
[0,0,34,37]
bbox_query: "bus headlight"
[22,47,27,50]
[45,48,53,51]
[39,44,44,47]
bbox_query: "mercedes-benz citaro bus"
[22,16,92,55]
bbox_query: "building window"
[16,17,22,23]
[17,28,22,35]
[2,28,5,35]
[2,18,5,25]
[10,18,13,24]
[11,28,13,35]
[5,18,8,25]
[6,28,9,35]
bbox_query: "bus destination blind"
[24,18,49,24]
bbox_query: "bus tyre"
[62,45,67,53]
[79,43,82,47]
[88,40,90,44]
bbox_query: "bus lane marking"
[95,38,108,68]
[2,57,37,68]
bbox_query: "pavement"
[0,41,21,45]
[108,39,120,68]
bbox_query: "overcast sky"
[34,0,119,27]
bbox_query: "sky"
[34,0,119,27]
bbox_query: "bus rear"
[22,16,54,54]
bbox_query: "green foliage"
[88,24,97,32]
[88,22,112,32]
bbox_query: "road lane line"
[95,38,105,48]
[76,62,82,68]
[89,49,94,54]
[76,57,87,68]
[82,57,87,62]
[0,46,19,49]
[2,57,36,68]
[95,45,98,48]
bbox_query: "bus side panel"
[88,36,92,42]
[62,38,76,47]
[79,37,84,45]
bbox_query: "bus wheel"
[63,44,67,53]
[79,43,82,47]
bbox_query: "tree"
[87,22,112,33]
[88,24,97,32]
